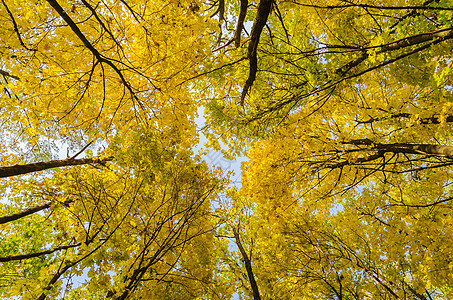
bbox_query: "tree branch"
[0,198,72,225]
[345,139,453,159]
[356,112,453,125]
[0,156,113,178]
[0,242,81,262]
[1,0,36,51]
[234,0,248,48]
[337,27,453,75]
[0,202,50,224]
[45,0,148,109]
[291,2,453,11]
[45,0,102,58]
[0,69,20,80]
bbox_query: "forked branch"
[240,0,273,105]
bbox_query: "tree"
[3,0,453,299]
[206,0,453,136]
[203,0,453,299]
[0,0,232,299]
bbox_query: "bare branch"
[0,201,51,224]
[1,0,36,51]
[344,139,453,159]
[291,2,453,11]
[234,0,248,48]
[0,156,113,178]
[0,69,19,80]
[0,243,81,262]
[337,27,453,75]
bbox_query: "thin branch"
[70,140,95,160]
[80,0,123,50]
[0,201,51,224]
[274,1,290,43]
[356,112,453,125]
[178,57,246,86]
[0,69,20,80]
[45,0,149,112]
[1,0,36,51]
[234,0,249,48]
[387,196,453,208]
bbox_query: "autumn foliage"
[1,0,453,299]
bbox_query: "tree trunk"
[233,227,261,300]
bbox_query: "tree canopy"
[1,0,453,299]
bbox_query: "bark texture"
[240,0,273,105]
[346,139,453,158]
[0,156,113,178]
[234,0,248,48]
[0,243,81,262]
